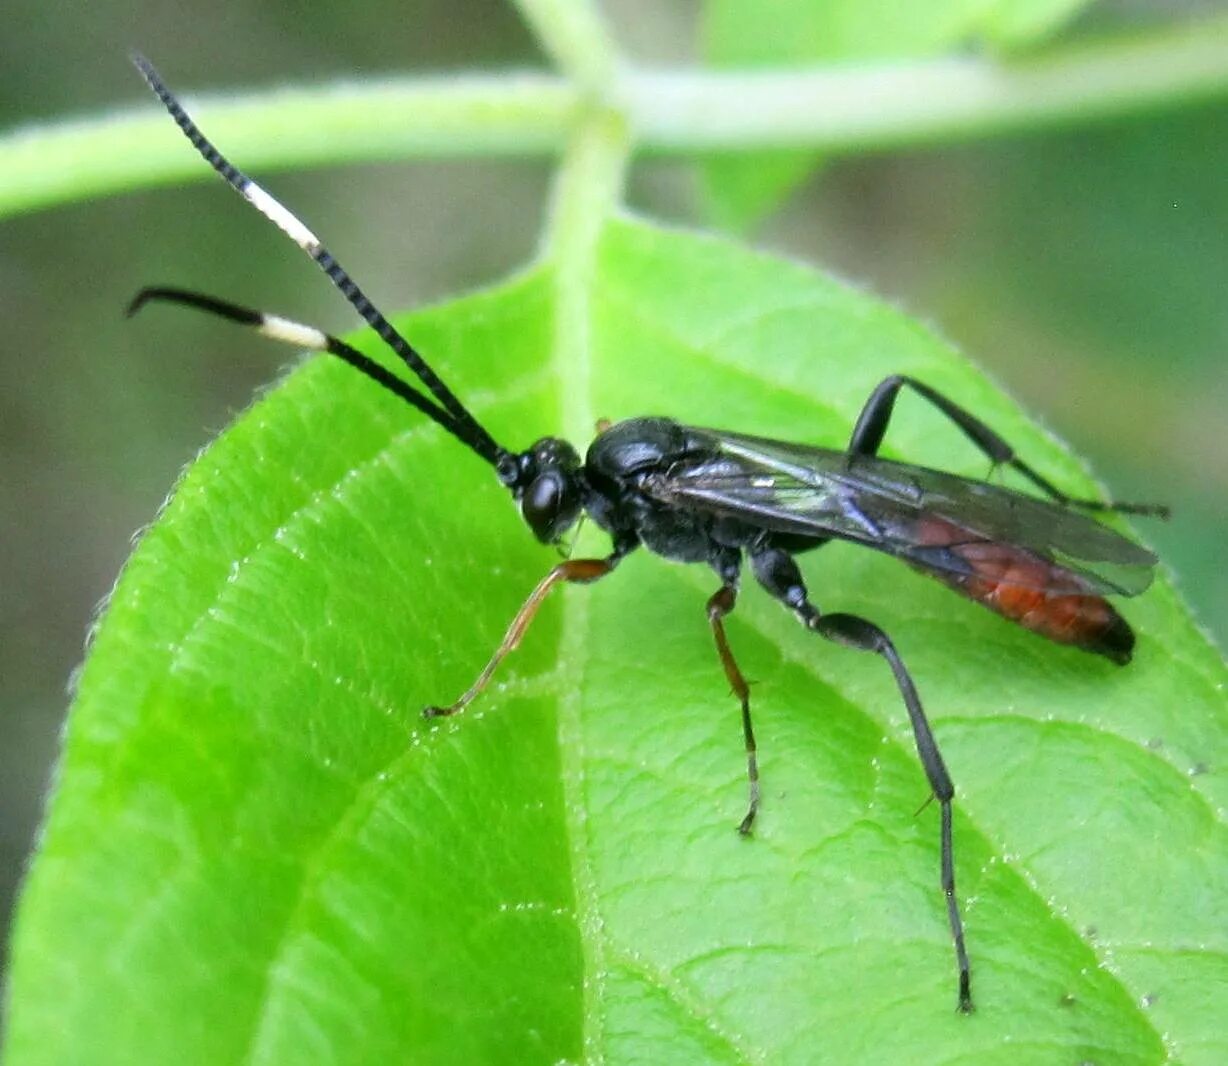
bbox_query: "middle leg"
[706,547,759,835]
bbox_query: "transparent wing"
[643,428,1156,596]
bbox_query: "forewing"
[647,429,1156,597]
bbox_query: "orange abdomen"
[916,520,1134,663]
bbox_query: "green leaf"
[697,0,1100,231]
[7,216,1226,1064]
[699,151,819,238]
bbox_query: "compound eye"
[522,474,564,542]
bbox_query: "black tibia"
[424,541,635,719]
[850,374,1167,518]
[751,544,974,1013]
[705,549,760,836]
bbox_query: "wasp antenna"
[126,286,511,462]
[130,52,508,469]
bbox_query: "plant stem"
[3,15,1228,221]
[0,76,577,219]
[510,0,618,96]
[543,110,629,446]
[627,15,1228,152]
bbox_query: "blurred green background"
[2,0,1225,994]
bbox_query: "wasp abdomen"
[919,523,1135,664]
[958,542,1132,663]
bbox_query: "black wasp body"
[583,417,829,563]
[130,54,1165,1015]
[584,417,784,562]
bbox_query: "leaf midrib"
[545,116,631,1063]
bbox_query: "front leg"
[705,548,760,835]
[425,535,637,718]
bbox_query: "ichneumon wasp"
[128,53,1167,1013]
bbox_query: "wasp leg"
[751,545,973,1014]
[850,374,1167,518]
[705,550,760,835]
[425,539,635,718]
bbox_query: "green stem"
[543,110,629,446]
[510,0,618,96]
[0,76,577,218]
[3,15,1227,221]
[628,14,1228,152]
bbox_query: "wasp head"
[500,438,584,544]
